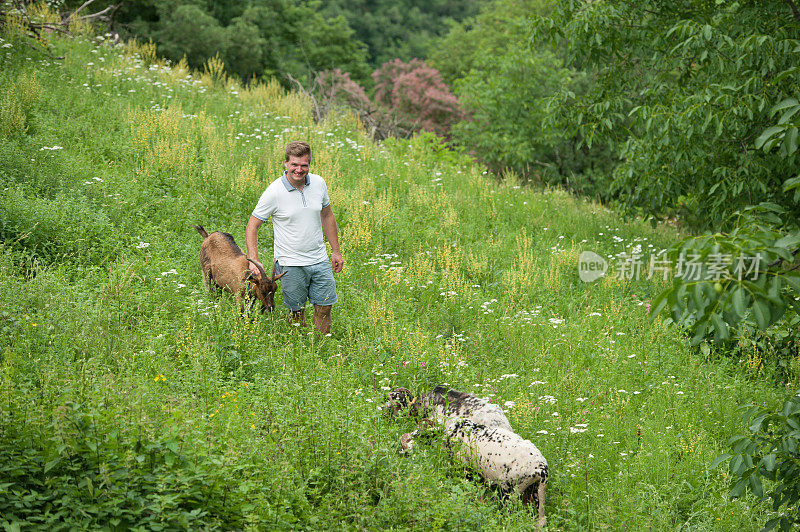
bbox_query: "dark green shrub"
[0,402,247,530]
[714,394,800,531]
[0,185,119,266]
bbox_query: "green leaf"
[711,453,731,469]
[779,105,800,124]
[756,126,784,149]
[692,283,705,309]
[730,454,745,474]
[783,127,798,156]
[774,233,800,249]
[783,176,800,192]
[752,299,770,329]
[733,286,747,317]
[44,458,60,474]
[764,517,781,532]
[690,320,708,345]
[729,478,748,498]
[762,453,777,471]
[784,273,800,295]
[750,413,768,432]
[711,313,730,341]
[749,474,763,498]
[649,290,669,319]
[772,98,799,114]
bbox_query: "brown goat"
[194,225,285,312]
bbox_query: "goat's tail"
[193,225,209,239]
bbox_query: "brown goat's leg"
[313,304,332,335]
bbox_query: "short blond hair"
[285,141,311,161]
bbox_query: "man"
[246,141,343,334]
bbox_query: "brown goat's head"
[247,260,286,312]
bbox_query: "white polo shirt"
[252,172,331,266]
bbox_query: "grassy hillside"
[0,25,788,530]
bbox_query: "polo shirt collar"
[281,171,310,191]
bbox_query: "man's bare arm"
[321,205,343,273]
[245,215,264,277]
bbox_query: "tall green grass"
[0,22,792,530]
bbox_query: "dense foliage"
[535,5,800,522]
[320,0,482,68]
[428,0,614,191]
[714,393,800,531]
[44,0,482,87]
[535,0,800,230]
[76,0,373,85]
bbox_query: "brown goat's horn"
[247,258,267,281]
[270,261,287,282]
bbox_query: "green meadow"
[0,27,790,530]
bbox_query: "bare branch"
[81,4,122,22]
[71,0,99,18]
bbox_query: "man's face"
[284,154,310,184]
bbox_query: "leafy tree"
[223,13,270,82]
[320,0,482,68]
[289,12,371,87]
[713,393,800,531]
[429,0,613,190]
[427,0,554,86]
[451,43,571,177]
[535,0,800,230]
[111,0,371,86]
[154,4,228,69]
[649,206,800,346]
[536,1,800,351]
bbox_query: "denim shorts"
[274,260,338,311]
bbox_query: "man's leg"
[312,304,332,335]
[289,308,306,327]
[277,261,308,326]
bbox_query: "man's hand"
[248,259,264,279]
[331,251,344,273]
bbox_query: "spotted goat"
[386,386,548,529]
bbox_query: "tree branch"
[71,0,99,18]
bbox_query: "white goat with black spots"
[386,385,548,529]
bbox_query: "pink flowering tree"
[372,59,463,138]
[314,68,371,112]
